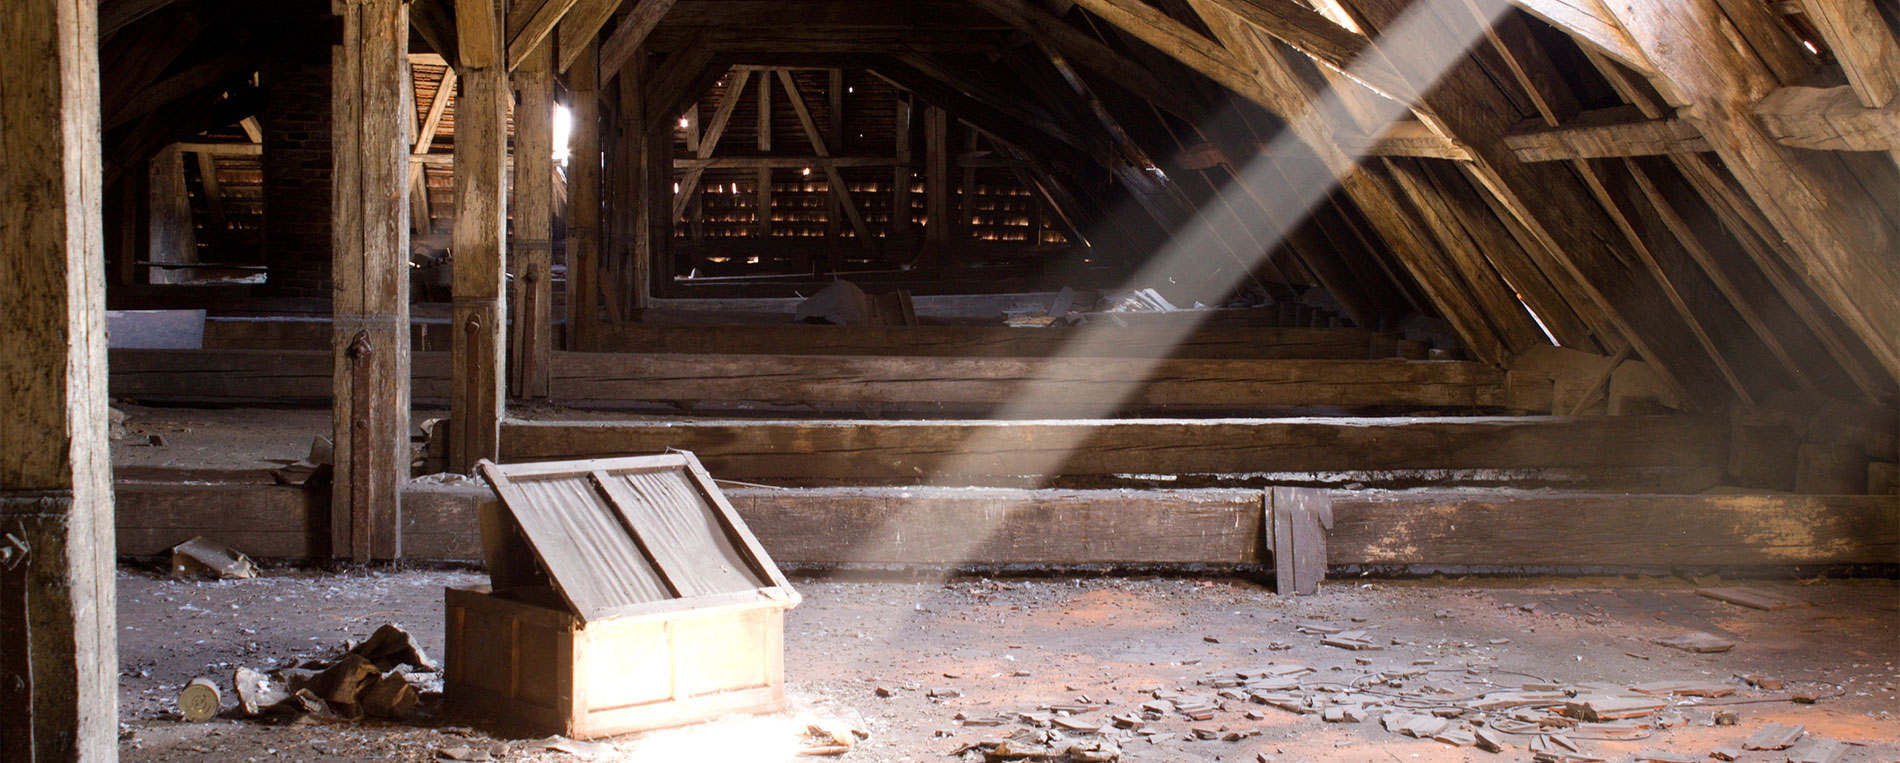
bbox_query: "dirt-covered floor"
[117,567,1899,762]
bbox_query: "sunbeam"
[844,0,1517,576]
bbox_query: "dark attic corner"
[2,0,1896,759]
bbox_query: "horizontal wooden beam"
[1503,106,1711,161]
[174,141,263,157]
[118,482,1891,569]
[549,352,1509,409]
[1343,121,1475,160]
[109,349,451,403]
[672,155,898,170]
[596,323,1378,359]
[497,415,1727,489]
[1752,84,1900,151]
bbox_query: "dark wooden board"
[499,415,1726,488]
[596,323,1376,360]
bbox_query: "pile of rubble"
[184,624,440,724]
[940,618,1851,763]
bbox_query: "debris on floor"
[224,623,439,723]
[168,536,256,580]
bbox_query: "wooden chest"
[447,453,800,738]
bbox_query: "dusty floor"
[118,568,1899,762]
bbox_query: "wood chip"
[1742,722,1806,751]
[1695,587,1804,610]
[1784,739,1848,763]
[1628,680,1736,697]
[1653,632,1735,653]
[1709,748,1741,761]
[1564,695,1665,721]
[1633,751,1697,763]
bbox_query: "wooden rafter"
[597,0,680,80]
[671,68,752,222]
[778,70,876,251]
[505,0,581,71]
[1503,106,1710,161]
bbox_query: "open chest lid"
[475,452,798,624]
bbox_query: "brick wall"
[261,37,334,298]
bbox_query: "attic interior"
[4,0,1898,759]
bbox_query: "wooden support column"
[616,52,650,312]
[567,41,601,351]
[450,0,508,472]
[923,106,950,253]
[509,39,553,399]
[147,144,195,284]
[892,94,912,243]
[332,0,412,561]
[0,0,116,757]
[756,68,773,240]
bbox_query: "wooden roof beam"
[595,0,678,79]
[1752,84,1900,152]
[966,0,1210,120]
[1503,0,1651,75]
[505,0,583,71]
[1503,105,1711,162]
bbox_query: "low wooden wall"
[108,349,1506,411]
[496,415,1727,491]
[595,324,1378,359]
[114,482,1898,569]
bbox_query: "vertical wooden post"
[824,69,844,256]
[147,144,196,284]
[0,0,117,756]
[510,39,553,399]
[332,0,411,560]
[566,41,601,351]
[923,105,949,253]
[450,0,508,472]
[620,55,651,311]
[891,94,912,243]
[756,68,773,240]
[194,151,227,260]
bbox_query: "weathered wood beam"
[595,323,1378,359]
[105,50,259,130]
[1609,0,1900,382]
[778,70,876,251]
[550,352,1509,409]
[451,0,510,471]
[1503,105,1710,161]
[1796,0,1898,109]
[146,145,196,284]
[967,0,1209,119]
[0,0,115,755]
[176,141,262,156]
[194,150,226,258]
[671,68,751,222]
[894,52,1100,160]
[674,155,896,171]
[410,0,461,70]
[509,39,555,399]
[1180,0,1509,363]
[332,0,412,560]
[1503,0,1650,74]
[565,40,602,350]
[114,484,1900,569]
[497,415,1728,490]
[596,0,679,81]
[924,105,951,251]
[1344,120,1475,160]
[1196,0,1418,102]
[504,0,579,71]
[1752,85,1900,152]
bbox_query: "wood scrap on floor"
[1653,632,1736,653]
[1742,722,1807,750]
[1695,587,1807,610]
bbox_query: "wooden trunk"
[444,584,790,739]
